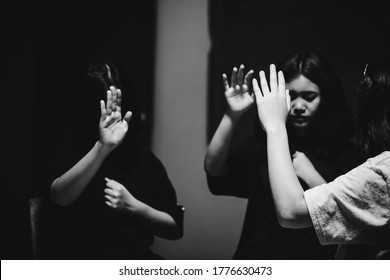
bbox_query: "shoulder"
[368,151,390,165]
[115,139,167,171]
[307,152,390,201]
[334,152,390,200]
[366,151,390,181]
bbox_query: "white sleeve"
[304,155,390,245]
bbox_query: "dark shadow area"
[207,0,390,144]
[3,0,157,259]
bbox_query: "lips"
[290,116,309,124]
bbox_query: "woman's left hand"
[104,177,140,212]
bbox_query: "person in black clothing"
[204,51,363,259]
[45,61,184,259]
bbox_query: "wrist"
[125,197,145,215]
[265,123,287,135]
[225,109,242,123]
[96,141,115,155]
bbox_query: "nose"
[291,98,306,114]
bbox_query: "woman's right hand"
[223,65,255,118]
[252,64,290,133]
[99,86,132,149]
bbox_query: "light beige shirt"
[304,151,390,245]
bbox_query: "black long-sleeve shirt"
[207,136,363,259]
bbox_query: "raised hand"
[223,64,255,117]
[252,64,291,133]
[104,178,139,212]
[99,86,132,148]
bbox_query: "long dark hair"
[65,60,141,154]
[281,51,354,152]
[87,61,122,94]
[355,60,390,156]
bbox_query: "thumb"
[123,111,132,124]
[252,78,262,102]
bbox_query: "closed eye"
[301,92,319,102]
[289,90,319,102]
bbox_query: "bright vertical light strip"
[152,0,246,259]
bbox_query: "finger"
[222,74,230,91]
[252,78,262,101]
[105,200,113,207]
[104,188,115,196]
[235,85,241,94]
[237,64,245,85]
[269,64,277,93]
[292,152,297,158]
[242,84,248,93]
[231,67,238,87]
[113,110,121,121]
[278,71,286,96]
[116,88,122,113]
[244,70,254,95]
[100,100,107,120]
[123,111,132,124]
[259,70,270,96]
[244,70,254,86]
[286,89,291,111]
[110,86,117,112]
[105,177,115,188]
[106,90,112,115]
[105,195,114,203]
[105,113,117,127]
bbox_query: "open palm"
[99,86,132,148]
[224,65,255,117]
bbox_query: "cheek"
[308,100,321,114]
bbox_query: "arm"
[51,87,132,206]
[292,151,327,188]
[253,65,312,228]
[204,65,254,176]
[104,178,181,240]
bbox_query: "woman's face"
[287,74,321,130]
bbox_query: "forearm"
[51,141,113,206]
[266,127,312,228]
[125,200,181,240]
[303,170,327,189]
[204,111,240,176]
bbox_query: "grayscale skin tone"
[252,64,313,228]
[204,64,326,189]
[50,86,180,239]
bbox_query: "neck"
[290,127,310,139]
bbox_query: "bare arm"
[253,65,312,228]
[292,151,327,188]
[51,141,113,206]
[51,87,132,206]
[104,178,181,240]
[204,65,254,176]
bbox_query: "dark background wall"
[2,0,389,260]
[3,0,157,259]
[34,0,157,149]
[3,1,36,259]
[207,0,390,143]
